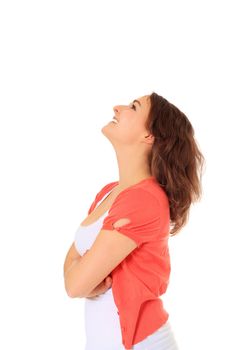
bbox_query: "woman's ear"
[144,133,154,145]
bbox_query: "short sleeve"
[100,187,161,248]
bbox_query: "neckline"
[115,175,155,191]
[79,189,114,228]
[79,175,155,228]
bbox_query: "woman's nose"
[113,104,130,114]
[113,106,119,114]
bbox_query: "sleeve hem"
[101,224,142,248]
[101,223,113,230]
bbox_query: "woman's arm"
[65,258,112,298]
[63,242,82,277]
[64,248,112,298]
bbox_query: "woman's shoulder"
[98,177,168,209]
[112,180,169,217]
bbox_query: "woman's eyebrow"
[133,99,141,107]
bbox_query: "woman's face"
[102,95,152,147]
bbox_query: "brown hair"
[146,92,205,236]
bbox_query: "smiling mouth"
[111,116,119,124]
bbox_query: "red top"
[87,176,171,349]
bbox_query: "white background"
[0,0,226,349]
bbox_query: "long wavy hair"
[146,92,205,236]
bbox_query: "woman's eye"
[130,103,136,110]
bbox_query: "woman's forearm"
[63,250,103,298]
[64,257,81,279]
[64,258,102,298]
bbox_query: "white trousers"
[131,320,180,350]
[85,319,179,350]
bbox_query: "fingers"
[105,276,112,286]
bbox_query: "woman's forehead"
[136,95,150,110]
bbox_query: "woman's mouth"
[111,116,119,124]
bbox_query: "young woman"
[64,92,205,350]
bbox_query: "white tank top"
[74,189,179,350]
[74,189,124,349]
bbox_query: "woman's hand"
[85,275,113,299]
[83,250,113,299]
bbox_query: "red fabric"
[88,177,171,349]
